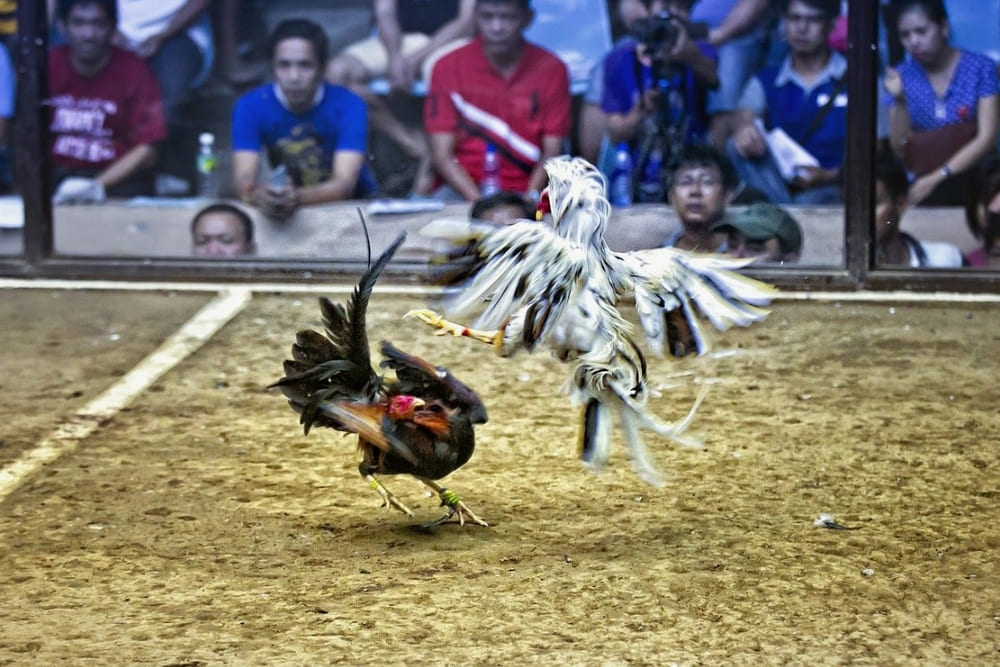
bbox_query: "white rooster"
[409,155,776,486]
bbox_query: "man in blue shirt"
[232,19,373,222]
[601,0,718,202]
[727,0,845,204]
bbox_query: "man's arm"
[374,0,405,76]
[527,135,564,195]
[95,144,157,189]
[295,150,365,205]
[429,132,480,201]
[233,150,262,202]
[407,0,475,67]
[708,0,770,47]
[671,30,719,89]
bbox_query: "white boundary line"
[1,278,999,303]
[0,287,253,502]
[0,279,996,501]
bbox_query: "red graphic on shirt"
[957,106,970,120]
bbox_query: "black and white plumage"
[413,155,776,486]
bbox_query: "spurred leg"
[416,477,488,528]
[362,473,414,517]
[405,309,504,349]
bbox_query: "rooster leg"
[362,473,414,517]
[416,477,489,528]
[404,309,504,349]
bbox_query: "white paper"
[754,119,820,182]
[366,199,447,216]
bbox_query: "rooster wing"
[618,247,778,358]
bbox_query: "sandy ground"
[0,288,998,665]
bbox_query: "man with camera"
[601,0,719,202]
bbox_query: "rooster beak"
[535,189,551,221]
[410,397,426,409]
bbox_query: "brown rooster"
[270,232,488,527]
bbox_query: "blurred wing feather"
[622,247,777,356]
[443,222,588,334]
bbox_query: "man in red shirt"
[49,0,166,203]
[424,0,571,202]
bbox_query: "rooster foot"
[422,488,489,528]
[365,475,414,517]
[405,309,503,348]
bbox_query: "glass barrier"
[876,0,1000,270]
[35,0,997,270]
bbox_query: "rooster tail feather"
[342,232,407,367]
[580,399,612,471]
[617,404,665,487]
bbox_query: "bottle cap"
[199,132,215,145]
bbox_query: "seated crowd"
[18,0,1000,264]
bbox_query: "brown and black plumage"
[270,232,488,526]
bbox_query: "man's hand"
[252,185,299,222]
[134,33,166,59]
[387,53,417,92]
[53,177,106,204]
[732,122,767,158]
[668,25,697,63]
[791,165,837,189]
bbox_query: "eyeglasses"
[674,176,722,188]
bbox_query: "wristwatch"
[940,165,953,178]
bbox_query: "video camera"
[631,10,708,57]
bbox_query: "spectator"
[711,201,803,263]
[424,0,571,202]
[695,0,774,151]
[328,0,475,196]
[191,202,257,257]
[727,0,846,205]
[661,143,735,252]
[114,1,213,125]
[874,150,963,268]
[578,0,663,166]
[963,156,1000,268]
[0,42,13,193]
[49,0,166,203]
[232,19,373,223]
[469,189,533,224]
[601,0,719,202]
[883,0,1000,207]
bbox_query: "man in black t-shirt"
[327,0,475,195]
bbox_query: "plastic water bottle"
[195,132,219,198]
[480,143,501,196]
[609,142,633,207]
[637,145,663,203]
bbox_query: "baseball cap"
[712,203,803,255]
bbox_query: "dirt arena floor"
[0,286,998,665]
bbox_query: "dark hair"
[477,0,533,9]
[663,143,738,194]
[470,190,534,221]
[889,0,949,26]
[58,0,117,24]
[267,19,329,64]
[875,150,910,202]
[781,0,841,21]
[964,155,1000,240]
[191,203,255,243]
